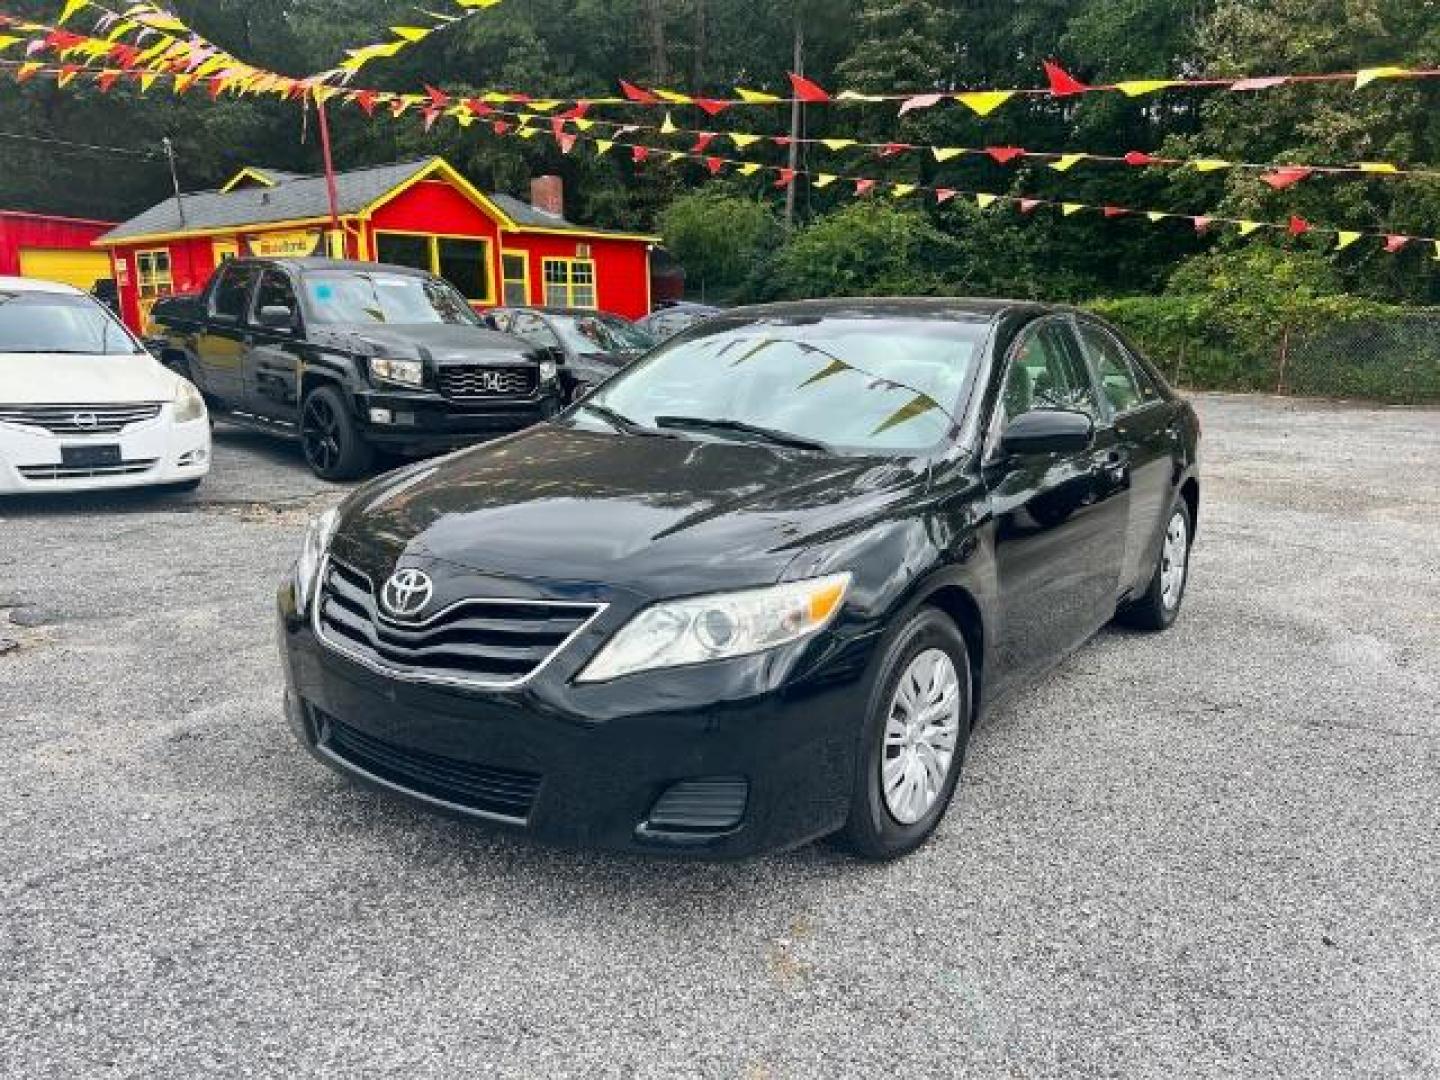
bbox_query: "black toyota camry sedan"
[276,299,1200,860]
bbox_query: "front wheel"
[300,385,374,481]
[1117,498,1193,632]
[836,608,972,861]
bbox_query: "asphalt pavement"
[1,395,1436,1079]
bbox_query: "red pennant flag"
[771,136,792,147]
[44,30,87,53]
[695,98,730,116]
[619,79,659,104]
[463,97,493,117]
[557,102,590,121]
[1123,151,1157,167]
[556,131,577,154]
[491,120,511,135]
[1288,215,1311,236]
[422,107,442,132]
[1104,205,1129,219]
[355,90,379,116]
[1261,166,1312,190]
[1044,60,1090,97]
[1019,198,1041,214]
[111,44,140,68]
[705,156,724,175]
[1193,216,1213,234]
[855,178,876,196]
[692,132,715,153]
[97,70,119,92]
[879,142,909,158]
[632,145,650,163]
[934,188,957,204]
[986,146,1025,165]
[773,168,796,188]
[551,117,568,140]
[1231,76,1288,92]
[509,92,533,104]
[788,71,831,103]
[207,76,226,99]
[424,85,450,110]
[1384,234,1410,253]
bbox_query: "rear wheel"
[300,385,374,481]
[837,608,972,861]
[1117,498,1192,632]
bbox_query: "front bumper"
[277,579,876,859]
[0,407,210,494]
[355,386,563,450]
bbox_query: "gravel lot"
[2,393,1436,1079]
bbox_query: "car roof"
[225,257,433,279]
[0,275,86,296]
[715,297,1060,322]
[495,306,626,319]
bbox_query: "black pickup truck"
[149,258,564,479]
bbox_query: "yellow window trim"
[94,215,347,248]
[219,167,280,194]
[373,229,498,305]
[501,248,530,304]
[212,238,240,263]
[541,256,598,309]
[134,246,175,298]
[359,158,520,232]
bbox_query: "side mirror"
[1000,409,1094,457]
[257,305,296,331]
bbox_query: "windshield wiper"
[579,402,676,439]
[653,415,833,455]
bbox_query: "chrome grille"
[315,559,604,688]
[18,458,158,481]
[0,403,164,435]
[437,366,537,401]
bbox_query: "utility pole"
[784,14,804,229]
[314,92,343,257]
[162,136,186,229]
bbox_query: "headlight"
[173,379,206,423]
[369,357,424,387]
[577,573,851,683]
[539,360,558,383]
[294,508,340,614]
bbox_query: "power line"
[0,130,158,159]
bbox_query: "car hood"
[330,424,923,600]
[310,323,540,366]
[0,352,177,404]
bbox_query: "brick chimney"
[530,175,564,218]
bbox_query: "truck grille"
[315,559,604,688]
[18,458,158,481]
[0,403,164,435]
[437,365,537,401]
[314,710,542,822]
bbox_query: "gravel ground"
[1,395,1436,1079]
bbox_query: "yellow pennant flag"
[518,127,541,140]
[891,183,917,198]
[1062,203,1083,216]
[1335,231,1362,251]
[932,147,964,162]
[390,26,433,42]
[1116,79,1177,97]
[1355,66,1410,89]
[835,90,884,102]
[455,0,503,7]
[528,100,562,112]
[1433,240,1440,261]
[666,150,686,163]
[660,112,678,134]
[976,193,999,209]
[1051,154,1086,172]
[595,139,613,155]
[58,0,90,26]
[173,73,197,95]
[729,133,762,148]
[1191,159,1233,172]
[1146,211,1167,223]
[737,162,761,176]
[57,68,80,88]
[736,88,781,104]
[1238,221,1263,236]
[814,173,837,188]
[137,72,156,93]
[957,91,1013,117]
[454,112,475,127]
[654,89,694,104]
[820,138,856,151]
[1358,162,1399,174]
[0,35,21,51]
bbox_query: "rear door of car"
[1072,316,1178,597]
[245,267,305,425]
[195,262,260,407]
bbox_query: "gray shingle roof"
[100,157,651,243]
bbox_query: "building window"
[542,257,596,309]
[502,251,530,306]
[373,232,495,303]
[135,249,173,298]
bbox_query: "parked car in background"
[278,298,1201,861]
[0,277,209,494]
[488,306,655,402]
[637,301,722,342]
[150,259,563,480]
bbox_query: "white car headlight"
[173,378,206,424]
[369,357,424,387]
[294,508,340,614]
[577,573,851,683]
[539,360,558,383]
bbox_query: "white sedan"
[0,276,210,494]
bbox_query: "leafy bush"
[659,192,780,302]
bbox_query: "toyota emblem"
[380,568,434,619]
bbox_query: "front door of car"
[1072,317,1177,597]
[981,317,1131,691]
[195,262,259,407]
[245,268,305,425]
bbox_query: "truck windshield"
[578,315,987,454]
[0,291,143,356]
[302,273,480,326]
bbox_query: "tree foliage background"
[0,0,1437,306]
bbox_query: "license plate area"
[61,444,122,468]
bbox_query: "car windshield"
[577,315,987,454]
[302,272,480,326]
[0,290,142,356]
[554,312,656,354]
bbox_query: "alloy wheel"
[302,396,341,474]
[881,648,963,825]
[1159,510,1189,610]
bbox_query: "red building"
[0,210,117,292]
[94,157,660,333]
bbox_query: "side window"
[252,270,298,325]
[210,264,258,323]
[997,320,1101,430]
[1075,321,1147,414]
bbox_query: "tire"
[1116,497,1193,632]
[300,384,374,481]
[836,608,973,861]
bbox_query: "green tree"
[765,201,960,299]
[659,191,779,299]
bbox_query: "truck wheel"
[300,385,374,481]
